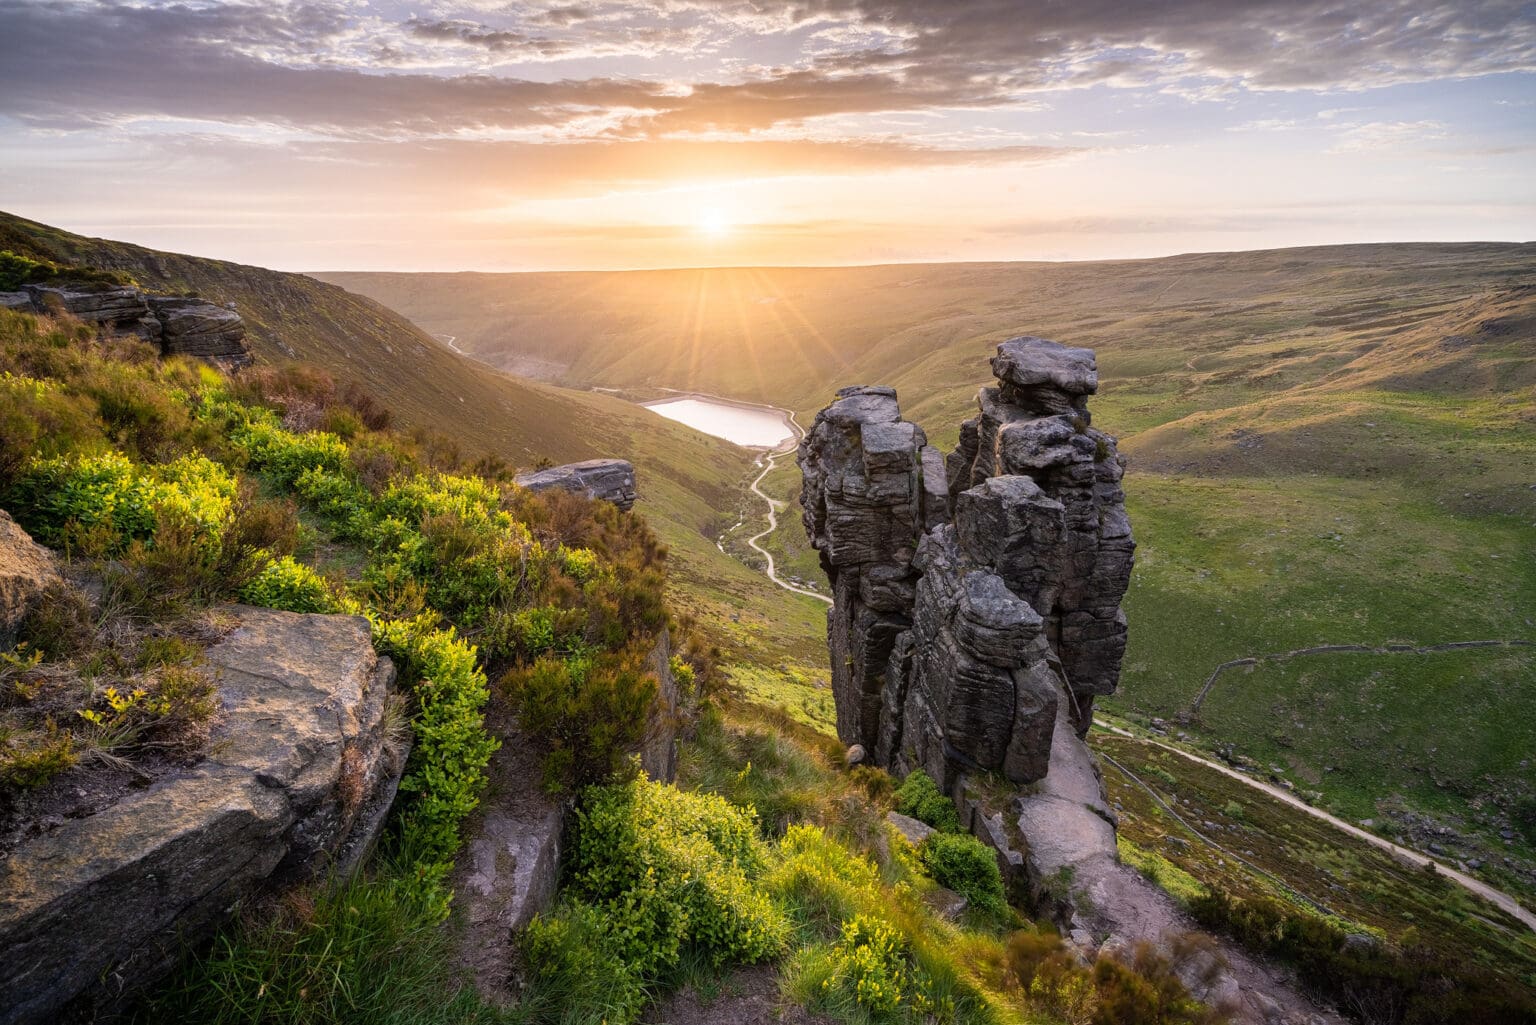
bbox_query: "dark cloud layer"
[2,0,1532,143]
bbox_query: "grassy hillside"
[0,211,830,682]
[326,247,1536,897]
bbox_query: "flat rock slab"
[451,710,564,1005]
[0,606,399,1025]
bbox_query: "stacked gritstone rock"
[514,458,639,511]
[797,338,1133,796]
[2,284,252,367]
[145,296,249,363]
[946,336,1134,730]
[797,386,948,753]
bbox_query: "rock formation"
[0,606,405,1025]
[798,338,1133,796]
[146,296,248,361]
[515,458,638,511]
[8,283,252,367]
[0,510,59,650]
[800,342,1345,1025]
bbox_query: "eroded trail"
[1102,724,1536,932]
[746,411,831,606]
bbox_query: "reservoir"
[643,396,794,450]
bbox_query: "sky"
[2,0,1534,271]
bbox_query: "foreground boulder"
[0,607,404,1024]
[515,458,638,511]
[0,511,59,649]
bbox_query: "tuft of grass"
[138,847,525,1025]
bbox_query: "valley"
[325,246,1536,905]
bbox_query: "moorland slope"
[327,247,1536,899]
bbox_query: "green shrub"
[893,769,961,833]
[522,903,647,1025]
[8,451,235,553]
[371,614,497,883]
[500,650,658,792]
[240,555,340,614]
[0,371,103,488]
[767,822,886,936]
[233,415,350,487]
[565,776,787,980]
[0,718,78,788]
[792,914,917,1017]
[139,851,515,1025]
[0,250,130,291]
[918,832,1007,920]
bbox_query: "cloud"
[0,1,674,136]
[2,0,1532,144]
[1326,119,1450,153]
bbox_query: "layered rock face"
[146,296,248,360]
[515,458,638,511]
[10,283,252,366]
[0,607,404,1025]
[798,338,1133,794]
[946,336,1135,724]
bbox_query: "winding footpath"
[1101,723,1536,933]
[745,411,832,605]
[1188,638,1535,715]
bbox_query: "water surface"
[644,397,793,449]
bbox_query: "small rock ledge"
[515,458,638,511]
[1,282,251,367]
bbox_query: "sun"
[696,208,731,238]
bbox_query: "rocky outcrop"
[22,284,149,327]
[11,283,252,366]
[0,511,59,650]
[515,458,638,511]
[946,337,1134,721]
[799,342,1342,1025]
[798,339,1133,794]
[146,297,248,362]
[0,607,404,1025]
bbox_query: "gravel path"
[745,410,832,606]
[1102,724,1536,932]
